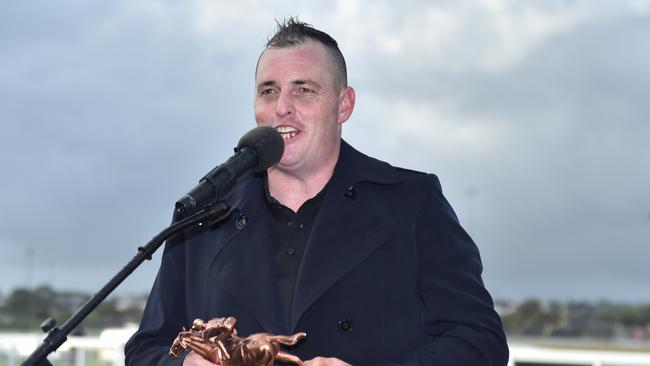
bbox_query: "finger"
[183,351,220,366]
[304,357,352,366]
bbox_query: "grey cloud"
[0,1,262,291]
[343,6,650,301]
[1,1,648,302]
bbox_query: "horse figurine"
[169,316,306,366]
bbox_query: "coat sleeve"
[124,229,189,366]
[388,174,508,366]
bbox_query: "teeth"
[276,126,299,141]
[276,126,298,133]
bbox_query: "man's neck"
[267,152,339,213]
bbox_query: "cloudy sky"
[1,0,649,303]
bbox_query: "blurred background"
[1,0,649,365]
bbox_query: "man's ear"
[337,87,356,124]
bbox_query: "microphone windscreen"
[237,126,284,171]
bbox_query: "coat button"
[338,319,352,334]
[344,186,356,199]
[235,212,248,230]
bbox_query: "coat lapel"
[290,141,402,330]
[206,174,285,334]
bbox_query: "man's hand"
[304,357,352,366]
[183,351,219,365]
[183,351,352,366]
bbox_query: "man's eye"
[260,89,276,96]
[298,87,314,94]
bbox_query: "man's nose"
[274,91,293,117]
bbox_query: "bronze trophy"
[169,316,306,366]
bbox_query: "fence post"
[74,347,85,366]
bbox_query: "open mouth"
[276,126,300,141]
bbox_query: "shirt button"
[286,247,296,255]
[338,319,352,334]
[287,221,293,227]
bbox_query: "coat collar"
[334,139,402,187]
[206,139,403,333]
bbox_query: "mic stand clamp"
[21,201,231,366]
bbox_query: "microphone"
[175,126,284,217]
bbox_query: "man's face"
[254,41,354,176]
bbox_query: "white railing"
[1,329,650,366]
[509,341,650,366]
[0,324,137,366]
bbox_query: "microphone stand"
[21,201,231,366]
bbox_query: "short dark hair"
[258,17,348,89]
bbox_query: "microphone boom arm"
[21,201,231,366]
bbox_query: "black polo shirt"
[265,180,327,329]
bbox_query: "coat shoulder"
[385,164,441,189]
[392,166,435,179]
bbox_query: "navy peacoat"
[125,141,508,365]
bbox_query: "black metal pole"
[21,201,231,366]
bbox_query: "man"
[125,18,508,366]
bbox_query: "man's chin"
[269,159,300,173]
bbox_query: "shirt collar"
[263,174,330,210]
